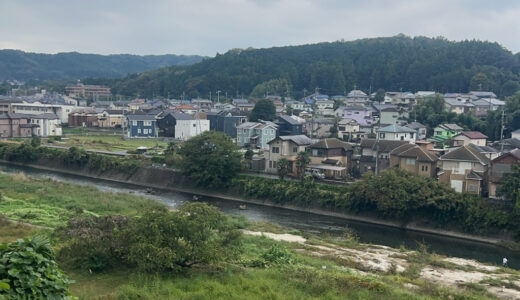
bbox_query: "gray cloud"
[0,0,519,56]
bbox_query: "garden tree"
[178,131,242,188]
[375,88,385,103]
[286,104,293,116]
[333,99,344,110]
[295,151,310,180]
[30,136,41,148]
[244,149,253,169]
[124,203,242,272]
[497,165,520,208]
[0,235,73,298]
[277,158,290,180]
[502,80,520,98]
[250,99,276,121]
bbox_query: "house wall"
[453,136,487,147]
[378,132,416,143]
[380,111,399,125]
[175,119,210,141]
[128,120,157,138]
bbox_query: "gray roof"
[309,138,352,150]
[30,113,59,120]
[437,123,463,131]
[278,115,300,125]
[405,122,427,130]
[171,113,193,120]
[269,135,313,146]
[378,124,416,133]
[391,144,438,162]
[126,114,156,121]
[360,139,409,153]
[0,112,30,119]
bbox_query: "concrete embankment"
[0,159,508,246]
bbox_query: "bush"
[0,235,73,298]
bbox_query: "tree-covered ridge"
[109,35,520,99]
[0,50,205,81]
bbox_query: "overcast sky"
[1,0,519,56]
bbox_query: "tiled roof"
[126,114,156,121]
[309,138,352,150]
[269,135,313,146]
[457,131,488,140]
[378,124,416,133]
[391,144,438,162]
[360,139,410,153]
[440,144,490,164]
[278,115,300,125]
[438,123,463,131]
[406,122,427,130]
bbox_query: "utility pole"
[216,90,221,103]
[500,109,505,154]
[209,91,212,102]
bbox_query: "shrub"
[0,235,73,298]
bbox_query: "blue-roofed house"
[126,114,157,138]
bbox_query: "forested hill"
[0,50,205,81]
[108,35,520,99]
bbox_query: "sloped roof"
[0,113,30,119]
[278,115,300,125]
[309,138,352,150]
[456,131,488,140]
[391,144,438,162]
[268,135,313,146]
[31,113,59,120]
[378,124,416,133]
[440,144,490,165]
[406,122,427,130]
[360,139,409,153]
[466,170,483,180]
[437,123,463,131]
[126,114,156,121]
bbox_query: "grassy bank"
[56,133,168,152]
[0,171,162,227]
[1,171,516,299]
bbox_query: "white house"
[11,101,76,124]
[377,124,416,143]
[174,119,210,141]
[29,113,62,137]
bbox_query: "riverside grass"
[0,172,500,299]
[0,171,162,227]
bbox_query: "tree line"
[105,35,520,99]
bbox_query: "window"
[193,124,196,127]
[468,184,478,192]
[273,161,277,168]
[272,147,280,153]
[144,129,148,134]
[421,165,428,172]
[410,133,414,138]
[405,158,416,165]
[144,121,152,126]
[137,129,141,134]
[132,121,137,126]
[269,161,272,168]
[293,147,298,153]
[379,133,385,139]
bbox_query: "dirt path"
[243,230,520,299]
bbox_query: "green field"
[50,132,168,152]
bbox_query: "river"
[1,164,519,270]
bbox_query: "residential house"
[315,99,334,110]
[68,107,101,127]
[359,139,409,174]
[488,149,520,198]
[126,114,157,138]
[308,118,334,138]
[236,121,278,149]
[28,113,62,137]
[444,98,475,114]
[236,103,255,112]
[175,118,210,141]
[346,90,369,101]
[405,122,427,140]
[156,112,192,137]
[335,106,374,129]
[438,144,491,195]
[276,115,303,136]
[469,91,497,99]
[432,124,463,145]
[307,138,353,179]
[266,135,314,176]
[206,111,247,138]
[337,119,361,141]
[377,124,416,143]
[11,101,75,124]
[453,131,488,147]
[98,110,124,128]
[232,99,249,106]
[389,144,438,177]
[191,99,213,109]
[0,113,34,138]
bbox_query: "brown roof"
[492,148,520,162]
[360,139,409,153]
[440,144,490,165]
[457,131,488,140]
[309,138,352,150]
[391,144,438,163]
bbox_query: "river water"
[1,164,519,270]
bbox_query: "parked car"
[305,168,325,180]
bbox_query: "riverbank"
[0,159,510,247]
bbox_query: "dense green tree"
[277,158,290,180]
[177,131,241,188]
[469,72,489,91]
[250,99,276,121]
[244,149,253,169]
[249,78,291,99]
[497,166,520,208]
[375,88,385,103]
[295,151,310,180]
[286,104,293,116]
